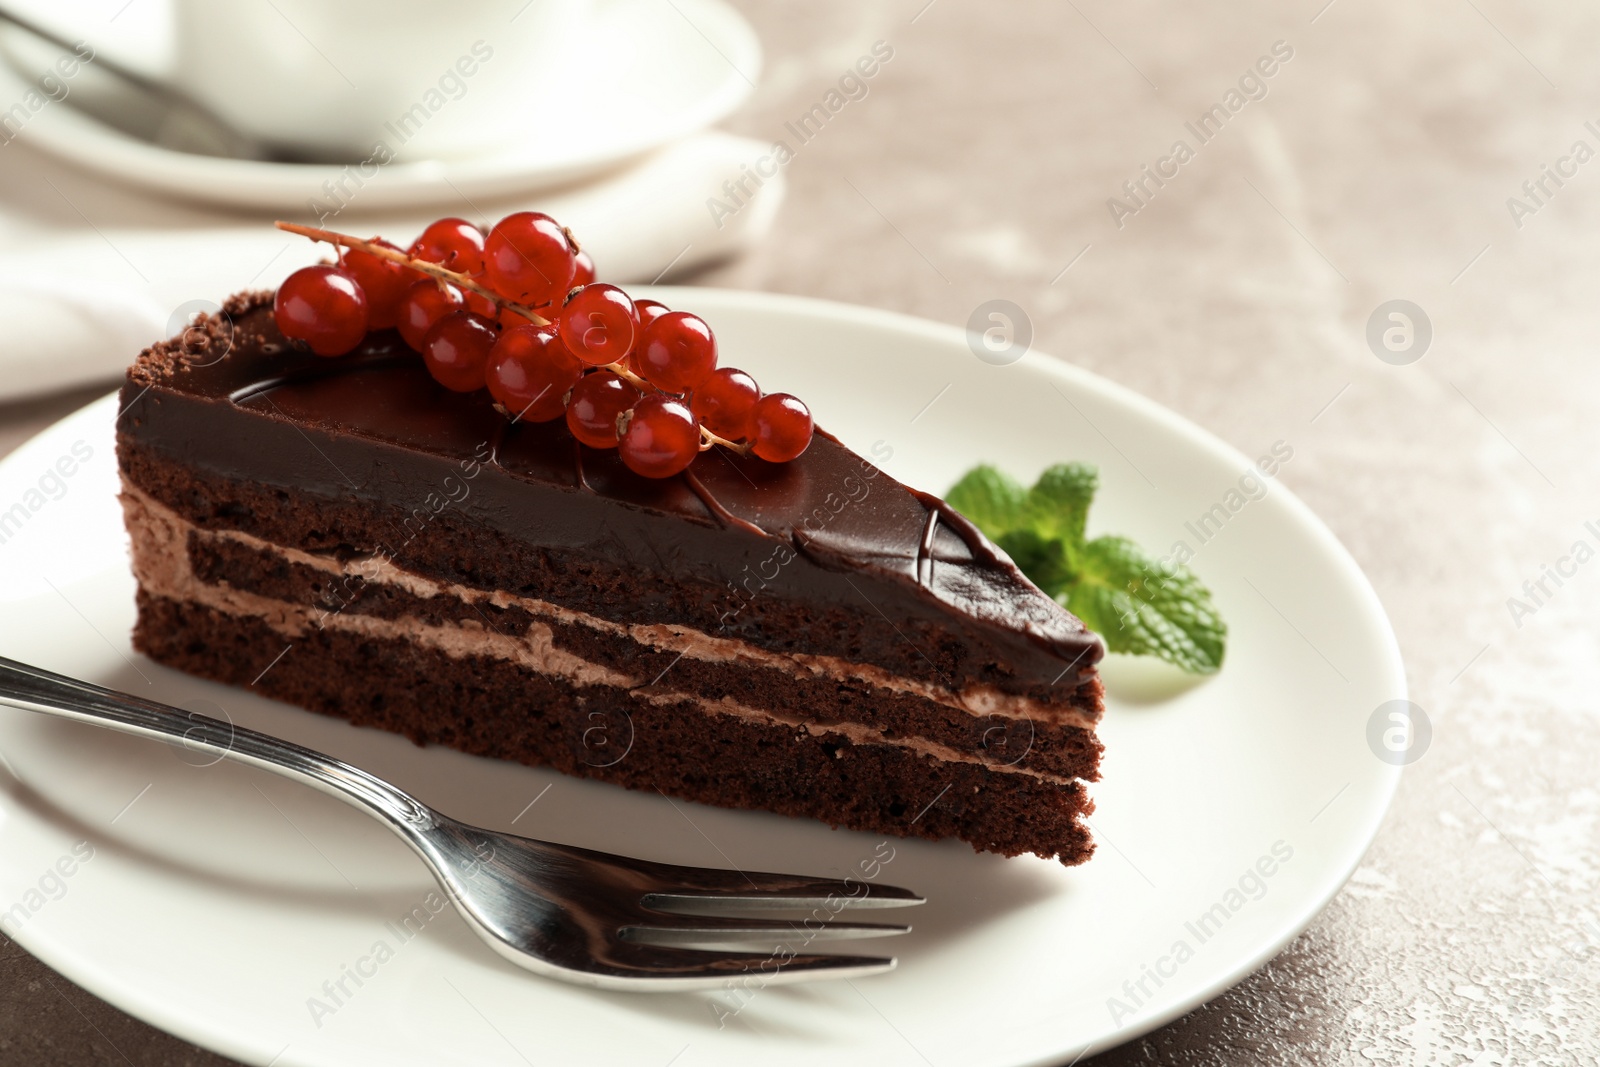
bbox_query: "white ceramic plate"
[0,288,1404,1066]
[0,0,759,211]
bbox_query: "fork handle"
[0,655,435,832]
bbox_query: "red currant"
[484,212,575,307]
[398,280,465,351]
[619,395,700,479]
[557,284,638,367]
[634,299,670,331]
[409,217,486,276]
[750,393,814,462]
[274,265,368,357]
[572,248,596,287]
[486,324,584,423]
[421,311,497,392]
[624,299,670,371]
[462,286,500,320]
[690,367,761,441]
[495,304,542,330]
[341,239,409,330]
[566,370,641,449]
[635,311,716,393]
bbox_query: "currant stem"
[699,426,750,454]
[600,359,650,392]
[274,221,550,326]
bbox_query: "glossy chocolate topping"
[121,295,1102,685]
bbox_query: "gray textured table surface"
[4,1,1599,1063]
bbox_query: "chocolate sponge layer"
[132,590,1095,864]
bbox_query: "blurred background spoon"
[0,2,277,161]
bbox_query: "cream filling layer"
[240,527,1093,729]
[124,481,1091,785]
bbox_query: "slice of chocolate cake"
[117,292,1105,864]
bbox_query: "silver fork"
[0,656,923,991]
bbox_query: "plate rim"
[0,286,1408,1066]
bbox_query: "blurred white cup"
[169,0,588,162]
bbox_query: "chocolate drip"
[486,412,509,466]
[571,438,589,491]
[908,487,1009,569]
[917,507,939,589]
[683,469,768,538]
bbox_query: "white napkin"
[0,132,782,401]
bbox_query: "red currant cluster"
[270,215,813,478]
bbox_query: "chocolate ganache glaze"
[120,294,1103,692]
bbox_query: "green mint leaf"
[1023,463,1098,549]
[1064,535,1227,674]
[945,464,1028,538]
[947,459,1227,675]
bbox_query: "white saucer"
[0,0,759,212]
[0,288,1405,1065]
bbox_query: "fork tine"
[620,913,910,946]
[545,840,926,912]
[601,941,899,988]
[640,873,925,914]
